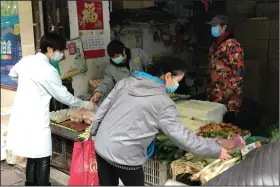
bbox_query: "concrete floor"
[0,161,62,186]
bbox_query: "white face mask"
[111,55,124,64]
[50,51,64,63]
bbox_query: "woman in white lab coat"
[7,33,89,186]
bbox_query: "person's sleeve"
[226,41,245,96]
[158,104,222,158]
[39,69,84,107]
[94,67,115,100]
[9,60,22,78]
[139,49,152,69]
[90,80,124,136]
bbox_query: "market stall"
[49,93,278,185]
[48,93,191,176]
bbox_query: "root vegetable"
[191,159,221,181]
[199,157,240,184]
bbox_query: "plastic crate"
[143,159,168,186]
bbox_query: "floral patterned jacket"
[208,32,244,112]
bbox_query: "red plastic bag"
[68,140,99,186]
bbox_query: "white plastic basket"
[143,159,168,186]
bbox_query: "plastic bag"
[68,140,99,186]
[215,135,246,153]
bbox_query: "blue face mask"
[112,55,124,64]
[50,51,64,63]
[166,81,179,94]
[211,27,220,37]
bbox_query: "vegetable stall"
[48,93,278,186]
[48,93,190,175]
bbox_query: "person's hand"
[219,147,231,161]
[83,101,95,111]
[90,92,101,103]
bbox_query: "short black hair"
[40,32,66,54]
[146,56,187,77]
[107,40,125,57]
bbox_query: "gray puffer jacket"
[94,48,150,103]
[91,75,222,166]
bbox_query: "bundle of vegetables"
[170,136,244,184]
[170,153,216,180]
[190,152,241,184]
[197,123,250,138]
[270,129,279,143]
[153,134,185,164]
[269,123,279,143]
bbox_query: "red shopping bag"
[68,140,99,186]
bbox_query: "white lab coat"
[7,52,84,158]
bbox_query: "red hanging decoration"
[202,0,212,12]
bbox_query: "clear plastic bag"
[70,102,97,125]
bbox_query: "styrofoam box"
[176,100,227,123]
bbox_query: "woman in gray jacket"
[90,56,231,186]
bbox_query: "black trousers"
[96,153,144,186]
[25,156,51,186]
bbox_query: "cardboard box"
[261,70,279,105]
[243,77,265,103]
[235,20,271,40]
[268,40,279,60]
[240,39,269,51]
[256,3,279,18]
[269,20,279,39]
[268,59,279,71]
[244,60,267,79]
[123,0,154,9]
[227,0,256,15]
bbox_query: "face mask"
[165,80,179,94]
[111,55,124,64]
[211,27,220,37]
[50,51,64,63]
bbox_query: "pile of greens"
[205,130,233,139]
[153,134,185,164]
[268,123,279,143]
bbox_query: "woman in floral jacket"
[207,15,245,123]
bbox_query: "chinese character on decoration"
[1,41,7,54]
[7,40,12,54]
[76,0,104,30]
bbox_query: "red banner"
[76,0,104,30]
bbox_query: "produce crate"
[51,134,74,174]
[143,159,168,186]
